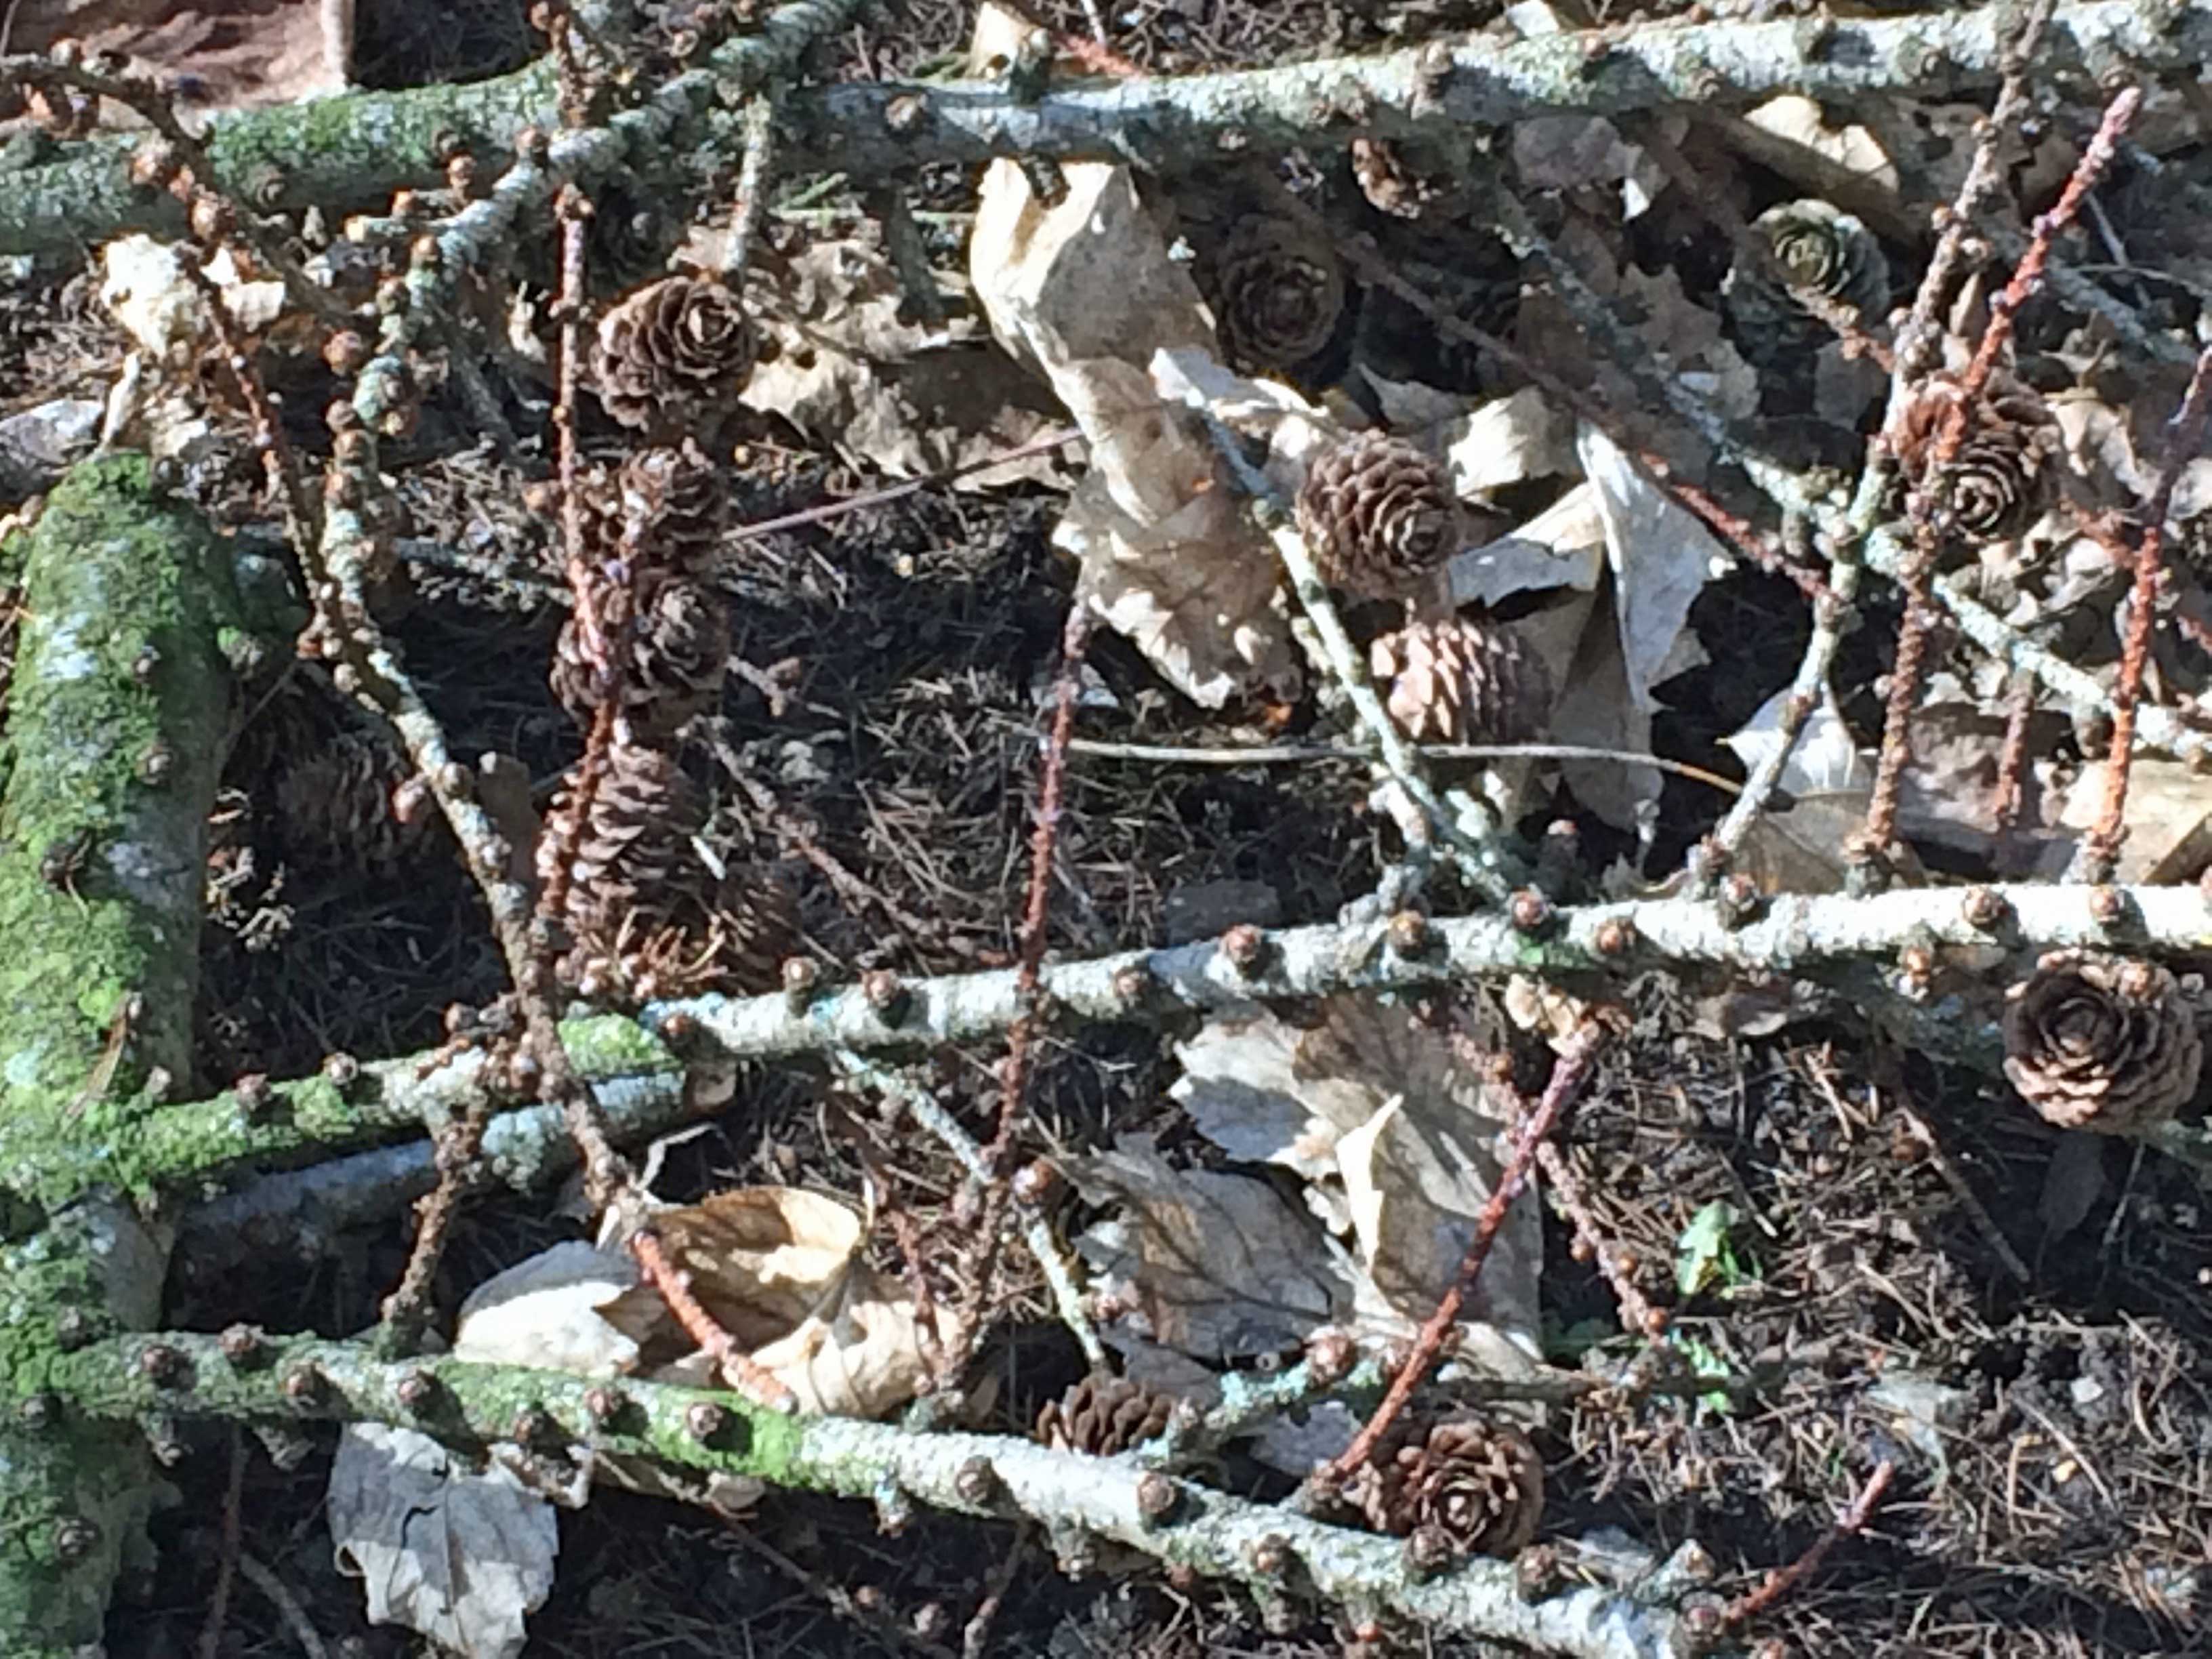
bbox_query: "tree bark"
[0,455,245,1654]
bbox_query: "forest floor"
[1,0,2209,1655]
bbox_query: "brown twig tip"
[1723,1458,1896,1629]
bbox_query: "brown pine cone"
[1034,1374,1176,1457]
[1893,369,2061,543]
[2002,949,2202,1132]
[1344,1418,1543,1557]
[275,733,438,874]
[1723,199,1891,362]
[1296,431,1462,599]
[538,742,705,920]
[1212,216,1347,374]
[1370,615,1551,745]
[610,862,800,1000]
[552,573,730,739]
[594,276,754,433]
[617,439,726,573]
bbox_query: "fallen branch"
[3,1,2202,258]
[112,880,2212,1221]
[28,1332,1698,1659]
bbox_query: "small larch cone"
[1343,1418,1544,1558]
[1034,1374,1176,1457]
[601,861,800,1001]
[1370,615,1551,745]
[617,439,726,574]
[2003,949,2202,1132]
[275,733,438,874]
[1212,215,1347,373]
[1296,431,1462,599]
[537,742,705,917]
[1723,198,1891,361]
[1893,369,2062,543]
[594,276,754,433]
[551,572,731,739]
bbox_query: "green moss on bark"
[0,455,239,1654]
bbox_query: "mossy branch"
[25,1332,1698,1659]
[0,454,244,1655]
[2,0,2203,258]
[41,879,2207,1229]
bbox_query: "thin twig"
[1863,78,2137,873]
[1324,1023,1608,1482]
[629,1227,798,1408]
[2078,341,2212,882]
[237,1553,331,1659]
[834,1051,1105,1370]
[1068,738,1746,794]
[1721,1458,1896,1629]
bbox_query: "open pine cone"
[552,571,730,739]
[538,742,705,920]
[1893,369,2061,543]
[1034,1374,1176,1457]
[274,732,436,874]
[2002,949,2202,1132]
[1212,216,1346,373]
[1296,431,1462,599]
[594,276,754,433]
[617,440,726,573]
[1343,1418,1543,1557]
[1370,615,1551,745]
[1723,198,1890,361]
[601,863,801,1001]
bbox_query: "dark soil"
[1,1,2207,1656]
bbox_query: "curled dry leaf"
[1069,1134,1353,1362]
[1549,424,1736,831]
[739,236,1073,488]
[971,157,1301,708]
[1170,998,1541,1373]
[1720,682,1872,895]
[4,0,348,118]
[329,1425,558,1659]
[100,235,288,365]
[615,1185,956,1419]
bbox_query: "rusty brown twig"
[1324,1022,1608,1483]
[1723,1457,1896,1630]
[2079,340,2212,880]
[628,1227,797,1409]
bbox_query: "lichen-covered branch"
[3,1,2203,258]
[26,1332,1697,1659]
[785,0,2208,178]
[0,455,245,1656]
[0,0,871,258]
[93,879,2212,1224]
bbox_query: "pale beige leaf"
[970,155,1301,708]
[1742,96,1899,190]
[6,0,348,115]
[329,1425,556,1659]
[452,1240,659,1378]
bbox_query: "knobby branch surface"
[101,880,2212,1230]
[28,1333,1696,1659]
[0,456,248,1655]
[2,1,2203,258]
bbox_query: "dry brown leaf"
[329,1425,558,1659]
[1170,999,1541,1372]
[615,1186,951,1419]
[970,149,1302,708]
[739,237,1073,489]
[451,1240,663,1378]
[1070,1136,1353,1361]
[5,0,348,117]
